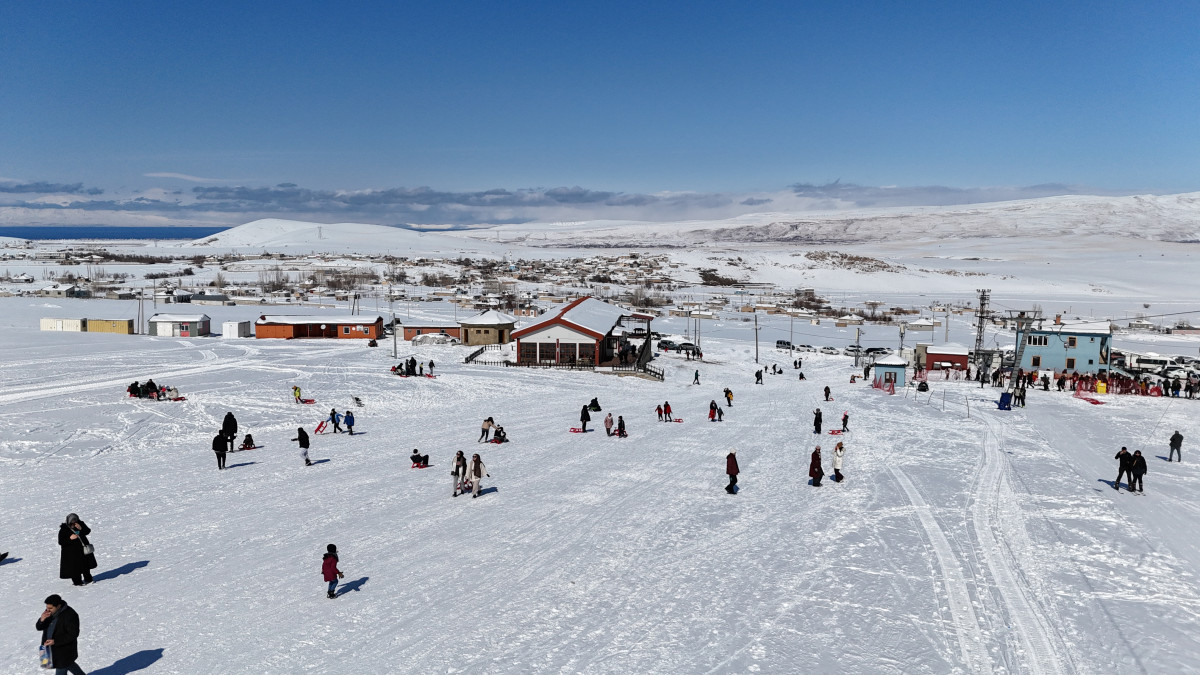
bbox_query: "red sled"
[170,396,187,401]
[314,421,328,434]
[299,398,316,404]
[425,374,437,379]
[411,463,430,469]
[828,430,844,435]
[671,419,683,423]
[236,445,262,451]
[569,428,590,433]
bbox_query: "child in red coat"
[322,544,344,599]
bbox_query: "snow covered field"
[2,294,1200,674]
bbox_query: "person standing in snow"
[322,544,344,599]
[467,453,489,498]
[724,388,733,406]
[656,404,663,422]
[292,427,311,466]
[813,408,822,435]
[327,409,342,434]
[716,406,724,421]
[58,514,96,586]
[1114,446,1134,491]
[428,359,435,376]
[293,386,302,403]
[617,415,627,437]
[580,405,591,432]
[662,401,673,422]
[419,362,424,376]
[832,442,845,482]
[343,410,355,435]
[222,411,238,444]
[810,446,824,486]
[755,370,763,385]
[1130,450,1147,493]
[604,413,614,436]
[726,450,740,494]
[693,370,700,385]
[37,594,85,675]
[212,430,228,470]
[479,417,495,442]
[823,386,832,402]
[451,451,468,496]
[709,401,717,422]
[1170,430,1184,462]
[841,412,849,433]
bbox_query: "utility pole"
[973,289,991,370]
[754,313,760,364]
[944,310,950,342]
[790,313,794,355]
[854,327,862,368]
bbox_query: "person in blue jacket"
[344,410,355,435]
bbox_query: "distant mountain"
[187,218,497,255]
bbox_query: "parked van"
[776,339,793,350]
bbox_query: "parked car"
[676,341,698,353]
[819,346,840,355]
[650,331,662,339]
[796,344,817,352]
[864,347,891,356]
[843,345,864,356]
[776,339,793,350]
[1162,367,1191,380]
[658,339,678,351]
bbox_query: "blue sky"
[0,1,1197,225]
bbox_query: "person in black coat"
[37,594,85,674]
[221,412,238,443]
[1169,430,1184,462]
[292,427,311,466]
[813,408,822,435]
[58,514,96,586]
[1130,450,1148,493]
[579,405,591,432]
[212,431,228,470]
[1114,446,1134,491]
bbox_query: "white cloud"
[144,172,238,183]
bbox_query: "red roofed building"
[511,296,648,366]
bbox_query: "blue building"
[873,354,908,390]
[1016,319,1112,374]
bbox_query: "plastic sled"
[315,421,329,434]
[828,430,843,435]
[170,396,187,401]
[425,374,437,379]
[410,463,430,469]
[569,428,589,433]
[236,444,262,451]
[300,398,316,404]
[671,419,683,423]
[488,438,506,444]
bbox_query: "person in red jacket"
[810,446,824,486]
[725,451,740,494]
[322,544,344,599]
[663,401,673,421]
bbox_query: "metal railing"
[464,344,502,364]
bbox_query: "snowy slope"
[187,218,503,256]
[1,299,1200,673]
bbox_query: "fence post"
[942,389,946,411]
[965,395,970,418]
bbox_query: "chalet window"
[343,327,350,335]
[519,342,537,363]
[578,343,595,363]
[1067,337,1077,348]
[1026,335,1048,346]
[1066,358,1076,369]
[1031,356,1042,367]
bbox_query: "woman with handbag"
[58,514,97,586]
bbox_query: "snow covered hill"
[1,300,1199,673]
[188,218,502,256]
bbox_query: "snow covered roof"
[256,315,382,325]
[908,318,935,327]
[149,313,210,323]
[1033,320,1113,335]
[458,309,518,326]
[512,296,627,340]
[839,314,865,321]
[926,342,969,355]
[875,354,908,366]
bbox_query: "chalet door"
[55,320,63,331]
[175,324,184,337]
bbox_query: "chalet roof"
[926,342,970,356]
[1031,320,1113,335]
[256,315,382,325]
[512,296,626,340]
[458,310,519,326]
[875,354,908,366]
[149,313,210,323]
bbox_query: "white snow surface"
[2,298,1200,673]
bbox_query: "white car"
[819,346,840,355]
[796,344,817,352]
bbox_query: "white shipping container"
[39,317,87,332]
[222,321,252,338]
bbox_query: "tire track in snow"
[889,465,990,672]
[973,414,1071,675]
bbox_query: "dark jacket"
[809,450,823,478]
[212,433,228,453]
[1170,432,1184,449]
[322,552,341,582]
[814,411,822,426]
[726,453,739,476]
[222,413,238,438]
[59,522,97,579]
[580,407,591,423]
[344,412,355,427]
[1115,450,1133,470]
[36,603,81,666]
[293,429,310,449]
[1132,455,1148,477]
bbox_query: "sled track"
[889,466,989,672]
[973,414,1071,675]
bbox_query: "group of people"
[479,417,507,443]
[210,411,240,470]
[127,379,179,400]
[603,412,627,437]
[450,450,489,498]
[655,401,673,422]
[326,408,356,435]
[392,357,435,377]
